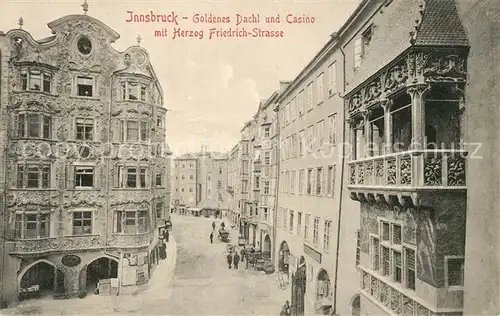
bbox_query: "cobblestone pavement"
[1,215,289,315]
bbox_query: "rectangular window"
[324,220,331,252]
[307,125,314,153]
[316,167,323,195]
[127,167,137,187]
[307,169,313,195]
[76,118,94,141]
[17,114,25,137]
[283,209,287,230]
[29,70,41,91]
[21,70,28,90]
[356,230,361,266]
[77,76,94,97]
[138,210,149,233]
[317,73,324,104]
[264,181,270,194]
[139,168,147,188]
[42,165,50,188]
[43,73,52,93]
[263,208,269,221]
[317,120,324,149]
[127,121,139,142]
[328,114,337,145]
[125,211,136,234]
[43,116,51,139]
[299,130,305,156]
[446,257,465,287]
[392,224,402,245]
[406,248,416,290]
[298,169,305,194]
[156,172,162,186]
[75,166,94,188]
[17,165,24,188]
[328,62,337,96]
[28,113,40,138]
[264,152,270,165]
[297,212,302,236]
[25,214,38,238]
[304,214,310,241]
[264,126,270,138]
[354,38,363,69]
[289,210,294,232]
[382,222,390,241]
[27,165,39,188]
[327,165,335,197]
[73,211,92,235]
[393,251,402,283]
[290,170,296,194]
[298,90,304,116]
[372,237,380,271]
[140,121,148,142]
[307,82,314,111]
[313,217,320,245]
[382,246,390,276]
[128,82,138,100]
[140,85,147,101]
[156,201,163,219]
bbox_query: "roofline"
[276,0,370,104]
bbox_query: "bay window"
[15,112,52,139]
[114,210,150,234]
[116,166,148,188]
[16,163,51,188]
[119,119,149,142]
[121,80,148,101]
[20,69,52,93]
[14,212,51,239]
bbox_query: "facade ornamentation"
[386,159,397,185]
[447,156,466,186]
[63,235,104,251]
[424,158,442,186]
[400,157,412,185]
[12,238,59,253]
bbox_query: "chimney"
[279,81,292,93]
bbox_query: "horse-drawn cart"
[218,229,230,242]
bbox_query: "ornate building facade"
[0,10,171,304]
[343,0,468,315]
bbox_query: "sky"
[0,0,358,156]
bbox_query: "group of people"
[209,221,226,244]
[226,251,241,269]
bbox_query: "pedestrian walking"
[212,222,216,230]
[165,229,170,243]
[280,300,291,316]
[221,222,225,230]
[226,253,233,269]
[210,232,213,244]
[233,252,240,269]
[240,247,246,262]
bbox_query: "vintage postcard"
[0,0,496,315]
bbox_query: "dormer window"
[20,69,52,93]
[77,76,94,97]
[121,80,148,101]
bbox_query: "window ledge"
[70,95,100,101]
[10,188,57,191]
[12,237,54,241]
[117,99,149,104]
[13,90,59,97]
[112,188,151,191]
[64,234,100,238]
[12,137,57,142]
[111,232,151,237]
[69,187,99,191]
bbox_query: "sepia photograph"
[0,0,496,315]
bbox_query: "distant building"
[173,154,198,209]
[0,8,171,305]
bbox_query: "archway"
[18,259,64,300]
[263,234,271,253]
[82,257,119,295]
[350,294,361,316]
[278,241,290,274]
[316,269,333,315]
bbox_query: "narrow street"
[1,215,288,315]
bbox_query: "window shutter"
[66,165,74,189]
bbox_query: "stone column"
[381,99,393,155]
[408,84,429,150]
[347,118,356,161]
[363,110,372,157]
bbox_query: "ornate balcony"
[347,149,466,206]
[107,232,152,249]
[62,235,104,251]
[10,237,58,254]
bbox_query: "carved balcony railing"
[348,149,467,192]
[107,232,152,249]
[62,235,104,251]
[10,237,58,254]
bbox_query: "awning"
[187,207,202,212]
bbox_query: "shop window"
[73,211,92,235]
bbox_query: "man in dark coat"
[280,300,290,316]
[212,222,216,230]
[226,253,233,269]
[233,252,240,269]
[210,232,213,244]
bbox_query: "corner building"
[343,0,468,315]
[1,12,171,304]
